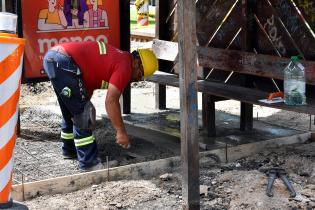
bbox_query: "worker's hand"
[116,131,130,149]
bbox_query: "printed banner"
[21,0,120,79]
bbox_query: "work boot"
[61,137,77,159]
[62,140,77,159]
[62,151,78,159]
[80,162,104,172]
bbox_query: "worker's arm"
[105,84,130,149]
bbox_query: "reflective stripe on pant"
[61,130,76,157]
[74,135,95,147]
[73,128,99,169]
[61,131,74,140]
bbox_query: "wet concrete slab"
[117,110,304,150]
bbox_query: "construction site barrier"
[0,32,25,208]
[135,0,149,27]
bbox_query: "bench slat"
[197,80,315,115]
[147,72,315,115]
[147,71,179,86]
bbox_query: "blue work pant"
[43,50,99,170]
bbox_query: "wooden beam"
[177,0,200,209]
[197,47,315,85]
[12,156,180,202]
[151,39,315,85]
[204,132,311,163]
[199,48,314,85]
[147,71,180,86]
[197,80,315,115]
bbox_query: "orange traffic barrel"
[0,12,25,209]
[135,0,149,27]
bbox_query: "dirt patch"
[25,180,180,210]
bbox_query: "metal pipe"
[106,156,110,182]
[22,174,25,201]
[225,143,228,163]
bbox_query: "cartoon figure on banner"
[38,0,68,31]
[84,0,109,28]
[64,0,88,28]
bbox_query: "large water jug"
[284,56,306,105]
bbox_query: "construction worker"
[43,41,158,171]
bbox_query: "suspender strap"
[101,80,109,89]
[97,42,107,89]
[97,41,107,55]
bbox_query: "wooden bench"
[147,39,315,138]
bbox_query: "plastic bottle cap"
[0,12,17,34]
[291,55,303,62]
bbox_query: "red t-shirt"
[60,41,132,93]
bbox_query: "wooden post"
[240,0,253,131]
[16,0,23,37]
[4,0,12,12]
[154,0,175,110]
[178,0,200,209]
[1,0,5,12]
[155,0,166,110]
[155,84,166,109]
[202,94,216,138]
[120,0,131,114]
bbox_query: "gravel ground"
[15,82,177,183]
[25,142,315,210]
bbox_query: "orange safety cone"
[0,13,25,209]
[135,0,149,27]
